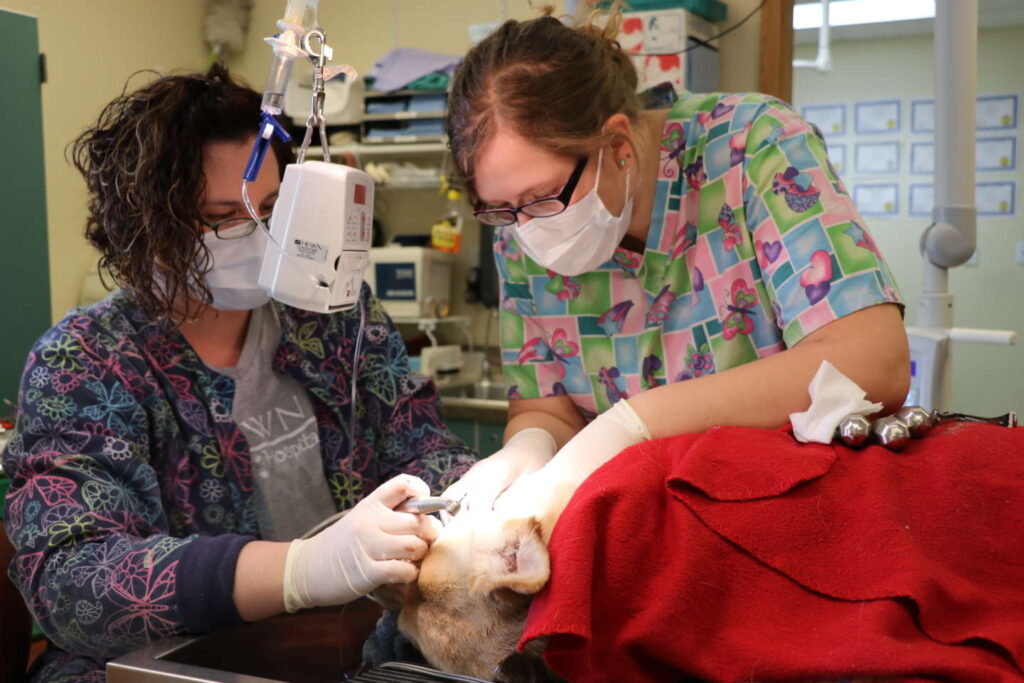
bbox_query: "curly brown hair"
[71,62,294,323]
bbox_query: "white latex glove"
[442,427,557,513]
[495,400,651,515]
[282,474,438,612]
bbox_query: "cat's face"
[375,510,550,680]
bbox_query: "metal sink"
[438,380,509,401]
[438,381,509,423]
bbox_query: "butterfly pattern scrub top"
[1,284,476,682]
[495,92,903,419]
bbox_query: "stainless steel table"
[108,600,380,682]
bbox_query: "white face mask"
[510,148,633,277]
[200,222,272,310]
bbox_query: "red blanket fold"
[520,423,1024,682]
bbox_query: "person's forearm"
[630,305,910,440]
[233,540,290,622]
[505,410,583,450]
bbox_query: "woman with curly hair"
[2,63,476,681]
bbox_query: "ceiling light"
[794,0,936,30]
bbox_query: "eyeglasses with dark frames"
[201,213,273,240]
[473,156,589,227]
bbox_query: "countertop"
[439,395,508,422]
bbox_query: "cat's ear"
[473,516,550,597]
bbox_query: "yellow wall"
[794,27,1024,415]
[7,0,761,337]
[718,0,762,93]
[0,1,207,322]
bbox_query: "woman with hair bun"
[2,64,475,681]
[443,10,909,510]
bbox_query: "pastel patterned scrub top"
[495,92,903,419]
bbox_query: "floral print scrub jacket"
[2,285,476,680]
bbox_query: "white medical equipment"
[909,0,1017,411]
[796,1,1017,410]
[364,245,455,318]
[241,0,373,314]
[243,0,376,460]
[258,161,373,312]
[903,328,946,410]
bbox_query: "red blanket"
[520,423,1024,682]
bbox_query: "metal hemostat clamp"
[835,405,1017,453]
[937,410,1018,428]
[396,496,462,516]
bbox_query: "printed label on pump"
[292,239,328,262]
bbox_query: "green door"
[0,10,50,407]
[477,422,505,457]
[446,418,477,453]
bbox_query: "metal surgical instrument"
[396,496,462,516]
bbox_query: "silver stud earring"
[618,159,627,168]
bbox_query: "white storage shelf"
[316,142,447,157]
[362,111,446,122]
[315,143,447,187]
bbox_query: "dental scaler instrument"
[299,496,463,541]
[396,496,463,516]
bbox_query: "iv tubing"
[348,295,366,457]
[241,178,328,289]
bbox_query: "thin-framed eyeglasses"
[202,213,272,239]
[473,156,589,227]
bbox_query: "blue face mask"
[200,223,272,310]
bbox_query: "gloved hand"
[442,427,557,513]
[282,474,438,612]
[495,400,651,515]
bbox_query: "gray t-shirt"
[214,305,337,541]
